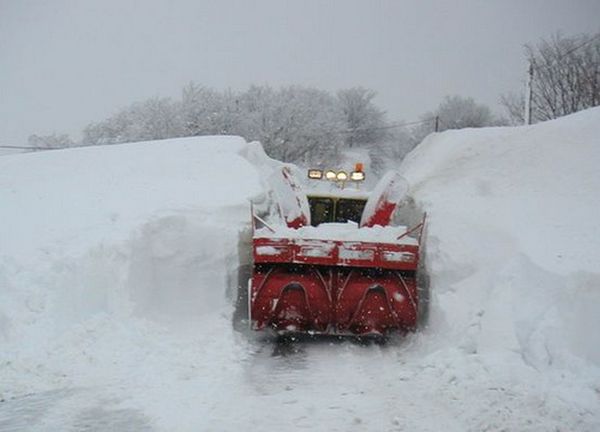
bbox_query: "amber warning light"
[351,162,365,181]
[350,171,365,181]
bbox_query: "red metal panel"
[251,265,332,333]
[335,269,417,334]
[250,263,418,335]
[253,237,419,271]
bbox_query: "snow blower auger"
[249,164,426,337]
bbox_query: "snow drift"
[1,110,599,431]
[400,107,600,370]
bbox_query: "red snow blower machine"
[249,164,426,337]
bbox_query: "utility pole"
[524,62,533,125]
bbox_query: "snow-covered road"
[2,325,593,431]
[2,110,600,431]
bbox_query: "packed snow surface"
[255,222,417,245]
[2,109,600,431]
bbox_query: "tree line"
[27,85,502,170]
[27,31,599,168]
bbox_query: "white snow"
[382,251,416,263]
[1,109,600,431]
[255,222,417,245]
[360,170,409,227]
[255,245,282,256]
[267,165,311,226]
[296,241,336,258]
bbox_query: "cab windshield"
[336,199,366,224]
[307,196,367,226]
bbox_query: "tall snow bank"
[0,136,263,350]
[0,136,255,262]
[400,107,600,371]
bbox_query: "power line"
[524,32,600,124]
[531,32,600,72]
[340,117,436,134]
[554,32,600,60]
[0,145,42,150]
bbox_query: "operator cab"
[306,165,367,226]
[307,195,367,226]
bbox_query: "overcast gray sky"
[1,0,599,146]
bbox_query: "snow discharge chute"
[268,166,311,229]
[360,171,409,228]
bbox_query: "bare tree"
[242,85,345,164]
[435,95,498,129]
[180,83,238,136]
[502,32,600,124]
[28,133,75,149]
[499,93,525,125]
[82,97,182,145]
[411,95,502,145]
[131,97,183,141]
[368,127,415,174]
[337,87,388,148]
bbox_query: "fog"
[1,0,599,145]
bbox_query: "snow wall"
[0,137,271,389]
[400,107,600,372]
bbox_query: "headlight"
[308,169,323,179]
[325,170,337,180]
[336,171,348,181]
